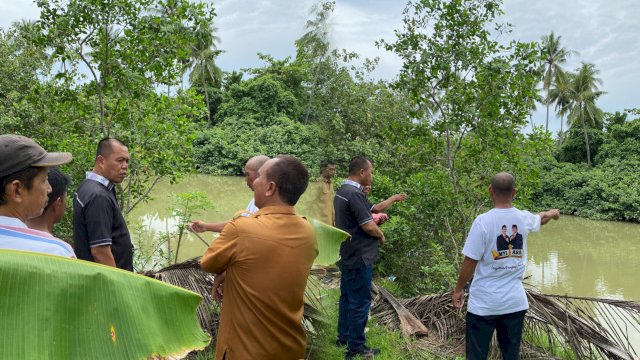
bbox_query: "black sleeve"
[84,194,115,247]
[350,192,373,226]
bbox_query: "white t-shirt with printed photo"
[462,207,541,316]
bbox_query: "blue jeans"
[466,310,527,360]
[337,264,373,354]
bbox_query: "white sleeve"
[462,218,485,261]
[524,210,541,233]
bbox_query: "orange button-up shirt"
[201,205,317,360]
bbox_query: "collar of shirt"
[254,205,296,216]
[0,216,27,228]
[341,179,363,191]
[86,172,114,191]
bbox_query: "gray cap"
[0,135,73,178]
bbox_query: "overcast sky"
[2,0,638,133]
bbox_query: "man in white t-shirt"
[452,172,560,360]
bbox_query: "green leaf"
[0,250,210,359]
[309,218,349,266]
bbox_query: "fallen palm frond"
[143,258,328,349]
[371,285,640,359]
[372,284,429,338]
[371,288,465,356]
[142,258,219,337]
[525,289,640,359]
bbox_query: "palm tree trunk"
[582,122,591,166]
[204,85,211,124]
[201,66,211,124]
[559,114,564,145]
[546,86,550,132]
[529,114,534,129]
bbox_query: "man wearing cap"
[73,138,133,271]
[0,134,75,258]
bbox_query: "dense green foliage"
[1,0,637,297]
[533,111,640,222]
[193,75,324,174]
[1,0,214,241]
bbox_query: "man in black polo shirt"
[73,138,133,271]
[334,156,385,359]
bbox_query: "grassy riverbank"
[311,288,435,360]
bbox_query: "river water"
[130,175,640,349]
[130,175,640,303]
[527,215,640,301]
[127,175,320,263]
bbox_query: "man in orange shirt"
[200,155,317,359]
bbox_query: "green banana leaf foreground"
[309,218,349,266]
[0,250,210,359]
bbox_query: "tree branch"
[126,175,163,215]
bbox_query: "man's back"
[463,207,540,316]
[201,205,317,359]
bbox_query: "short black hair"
[0,167,45,206]
[320,160,335,173]
[96,138,127,159]
[512,224,518,230]
[348,156,371,176]
[268,156,309,206]
[502,224,507,229]
[491,172,515,197]
[44,168,71,211]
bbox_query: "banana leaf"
[309,218,349,266]
[0,250,210,359]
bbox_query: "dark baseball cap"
[0,135,73,178]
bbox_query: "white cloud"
[2,0,637,133]
[213,0,316,71]
[0,0,40,29]
[504,0,640,132]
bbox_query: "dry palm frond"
[141,257,219,336]
[310,266,342,289]
[142,258,328,342]
[371,286,640,359]
[372,289,465,356]
[371,284,429,338]
[526,288,640,359]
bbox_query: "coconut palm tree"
[548,70,574,143]
[187,20,223,124]
[540,32,576,132]
[567,63,604,166]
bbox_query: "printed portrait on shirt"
[492,224,524,260]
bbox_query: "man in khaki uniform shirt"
[315,160,336,225]
[201,155,317,360]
